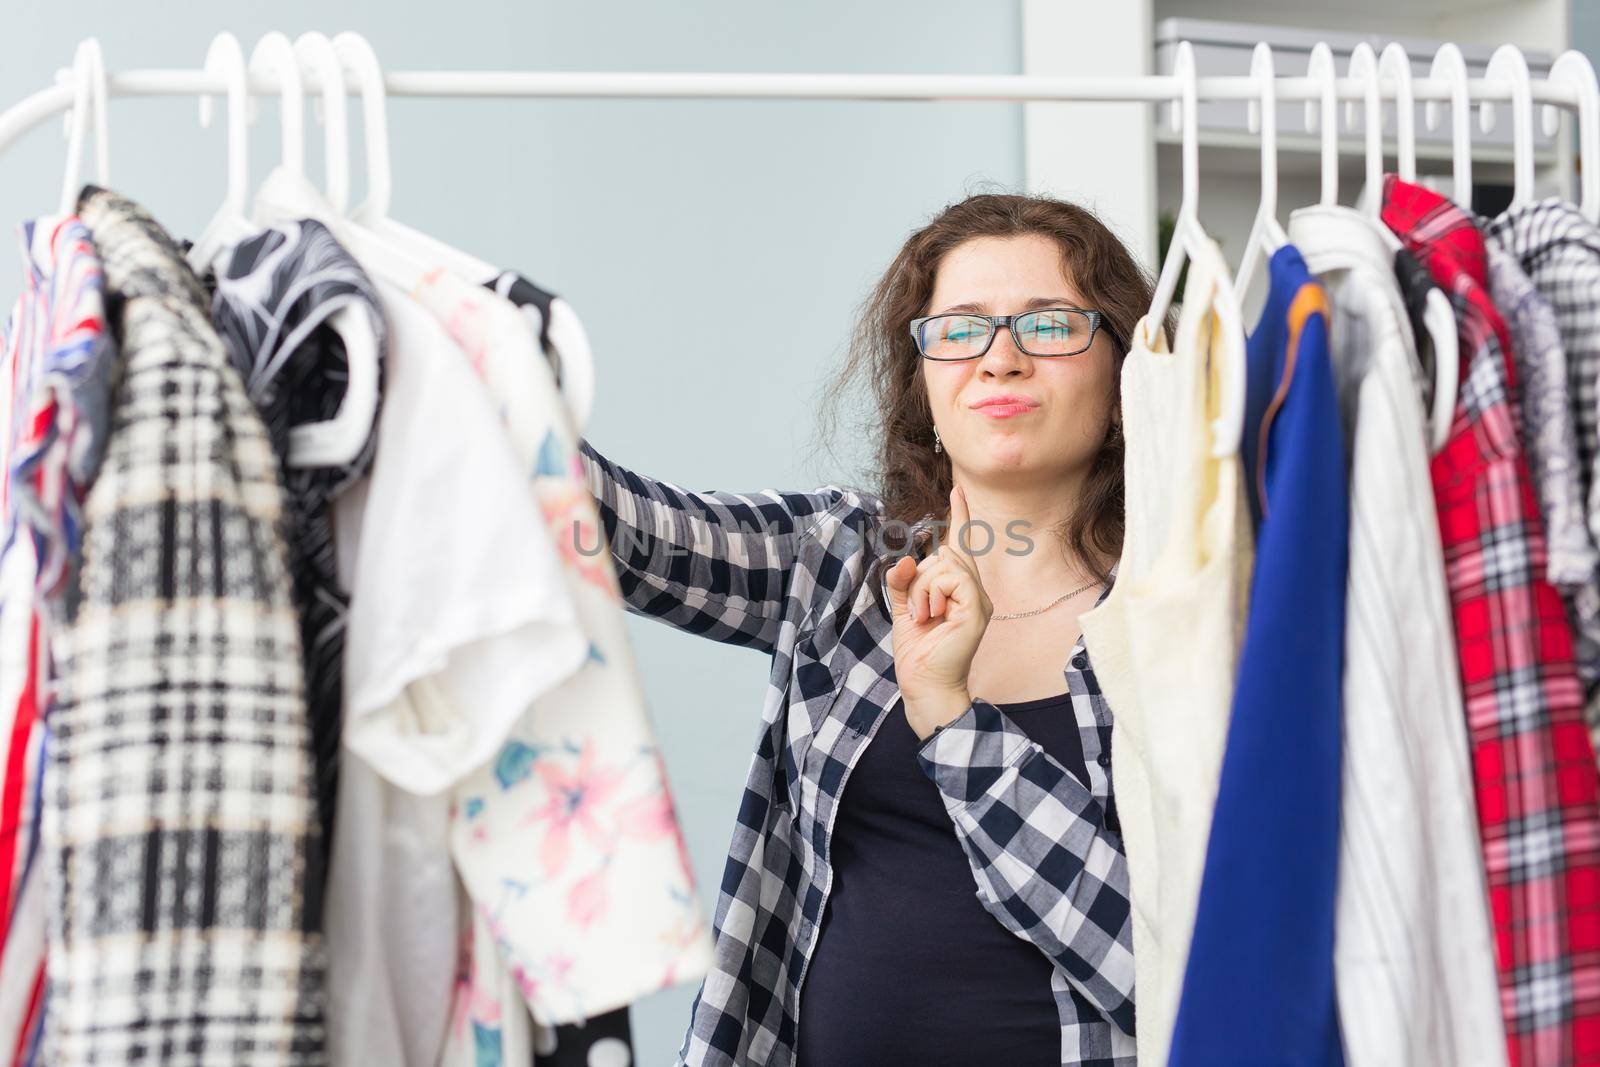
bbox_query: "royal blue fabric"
[1167,243,1348,1067]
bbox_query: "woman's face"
[920,233,1118,487]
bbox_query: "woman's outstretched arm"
[578,437,863,655]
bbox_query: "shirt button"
[1097,753,1111,767]
[1071,652,1088,670]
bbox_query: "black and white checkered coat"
[42,186,327,1065]
[578,439,1136,1067]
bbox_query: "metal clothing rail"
[0,66,1588,158]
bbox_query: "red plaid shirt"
[1383,174,1600,1066]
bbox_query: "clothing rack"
[0,59,1591,151]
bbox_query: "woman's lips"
[974,403,1038,419]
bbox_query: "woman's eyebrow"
[937,296,1080,314]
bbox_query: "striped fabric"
[1383,174,1600,1067]
[1484,201,1600,724]
[207,217,387,861]
[42,185,327,1065]
[1480,230,1594,591]
[0,214,114,1067]
[1291,204,1508,1067]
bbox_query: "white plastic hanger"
[58,38,110,215]
[1543,50,1600,223]
[331,30,597,434]
[1146,41,1245,458]
[334,32,492,280]
[1234,43,1288,303]
[1409,47,1471,453]
[1417,278,1460,454]
[1424,45,1473,209]
[1479,44,1536,213]
[265,32,434,286]
[1379,43,1419,183]
[1304,42,1339,206]
[245,30,384,470]
[184,34,256,273]
[1346,42,1460,451]
[1346,43,1384,221]
[292,31,352,216]
[249,32,305,179]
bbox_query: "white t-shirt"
[323,278,588,1067]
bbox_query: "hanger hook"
[292,31,350,215]
[1305,42,1338,206]
[198,33,249,217]
[58,38,110,214]
[249,32,305,177]
[1170,40,1198,222]
[1543,50,1600,223]
[1424,44,1473,208]
[1248,43,1277,212]
[332,32,392,220]
[1347,43,1383,216]
[1480,45,1534,209]
[1379,43,1417,182]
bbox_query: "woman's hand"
[885,484,993,741]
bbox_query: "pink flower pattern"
[408,272,712,1063]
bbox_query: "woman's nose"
[977,329,1032,376]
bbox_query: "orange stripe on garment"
[1255,283,1329,523]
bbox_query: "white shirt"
[322,276,588,1067]
[1287,203,1508,1067]
[1078,236,1254,1067]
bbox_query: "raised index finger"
[947,483,977,567]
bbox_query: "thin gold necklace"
[990,577,1101,621]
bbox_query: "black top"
[795,690,1091,1066]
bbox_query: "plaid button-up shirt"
[577,439,1137,1066]
[1381,174,1600,1067]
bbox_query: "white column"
[1022,0,1157,268]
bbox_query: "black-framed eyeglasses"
[908,307,1112,361]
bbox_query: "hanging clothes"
[479,271,653,1066]
[1392,247,1461,452]
[1382,174,1600,1067]
[0,213,114,1067]
[317,269,583,1067]
[404,265,712,1051]
[42,185,326,1064]
[1483,200,1600,737]
[206,217,388,865]
[1480,232,1594,590]
[1077,234,1253,1067]
[1289,203,1507,1067]
[484,270,593,395]
[1166,243,1346,1067]
[1479,231,1600,738]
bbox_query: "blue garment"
[1167,243,1348,1067]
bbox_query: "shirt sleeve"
[577,436,870,654]
[916,697,1137,1036]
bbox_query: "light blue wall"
[0,3,1026,1062]
[1578,0,1600,63]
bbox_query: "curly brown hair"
[813,188,1175,616]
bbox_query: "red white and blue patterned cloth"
[0,212,114,1067]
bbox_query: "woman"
[577,192,1162,1066]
